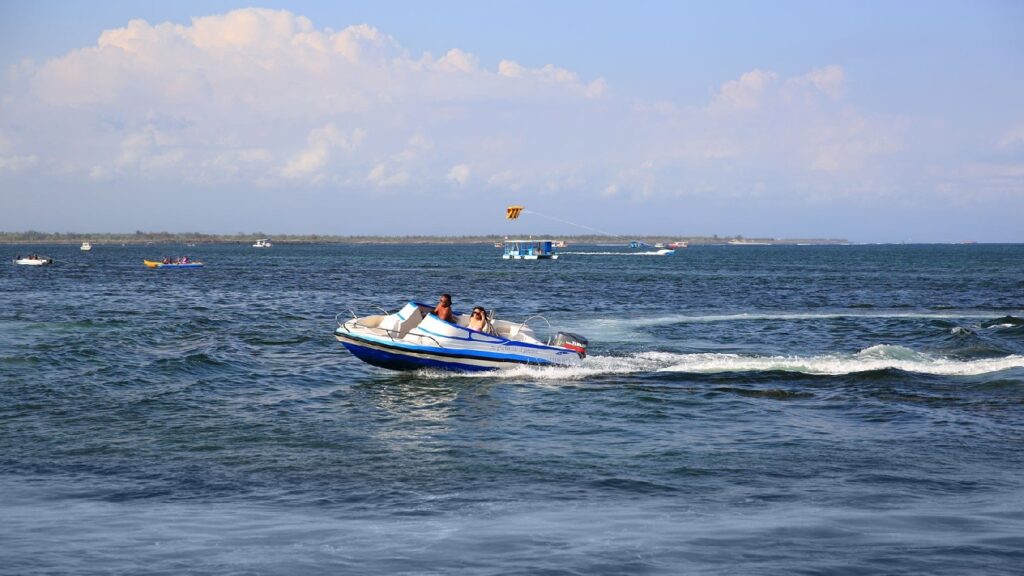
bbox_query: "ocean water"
[2,243,1023,575]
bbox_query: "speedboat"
[144,259,204,269]
[14,256,53,266]
[334,301,588,372]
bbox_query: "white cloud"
[709,69,778,112]
[437,49,479,73]
[30,9,600,116]
[366,163,409,187]
[14,8,606,190]
[0,154,37,174]
[801,65,846,100]
[447,163,470,186]
[643,65,903,175]
[997,124,1024,150]
[282,123,364,179]
[486,170,524,190]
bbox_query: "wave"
[440,346,1024,380]
[981,315,1024,329]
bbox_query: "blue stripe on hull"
[341,342,498,372]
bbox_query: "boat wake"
[566,311,1024,342]
[561,251,674,256]
[428,346,1024,380]
[584,310,1019,328]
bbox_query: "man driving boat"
[433,293,455,323]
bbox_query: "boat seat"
[378,303,426,338]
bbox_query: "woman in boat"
[468,306,494,334]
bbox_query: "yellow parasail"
[506,205,525,220]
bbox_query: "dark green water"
[2,243,1023,574]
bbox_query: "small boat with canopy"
[502,240,559,260]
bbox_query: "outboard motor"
[552,332,589,358]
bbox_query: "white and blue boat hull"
[334,302,585,372]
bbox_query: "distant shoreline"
[0,231,849,245]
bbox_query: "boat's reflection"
[349,373,503,446]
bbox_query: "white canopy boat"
[14,255,53,266]
[502,239,559,260]
[334,301,588,372]
[80,242,92,251]
[252,238,272,248]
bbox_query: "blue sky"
[1,1,1021,241]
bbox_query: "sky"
[1,1,1022,241]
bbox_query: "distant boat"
[667,241,688,249]
[654,242,666,248]
[629,240,651,249]
[502,239,559,260]
[552,240,567,248]
[252,238,273,248]
[728,239,770,246]
[14,255,53,266]
[494,242,504,248]
[144,259,204,269]
[80,242,92,251]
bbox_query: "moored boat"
[80,242,92,251]
[335,301,588,372]
[252,238,272,248]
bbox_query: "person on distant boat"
[433,293,455,323]
[468,306,494,334]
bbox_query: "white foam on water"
[560,251,674,256]
[448,347,1024,380]
[564,311,1023,342]
[585,311,1014,329]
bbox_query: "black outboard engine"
[552,332,589,358]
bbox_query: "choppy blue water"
[2,243,1023,575]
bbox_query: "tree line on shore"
[0,230,848,245]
